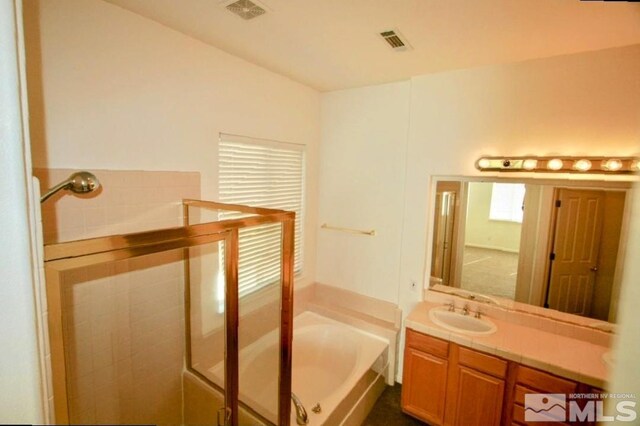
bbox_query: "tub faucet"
[291,392,309,425]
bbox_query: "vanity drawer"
[512,403,570,426]
[517,366,577,394]
[406,328,449,359]
[514,385,535,406]
[458,346,507,379]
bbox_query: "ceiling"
[104,0,640,91]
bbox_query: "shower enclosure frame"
[43,199,295,426]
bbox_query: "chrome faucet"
[291,392,309,425]
[446,301,456,312]
[461,304,470,316]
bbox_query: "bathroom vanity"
[401,298,608,426]
[405,174,629,425]
[403,328,505,426]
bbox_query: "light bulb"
[547,159,564,171]
[631,160,639,172]
[603,159,622,172]
[477,158,491,169]
[573,159,592,172]
[522,159,538,171]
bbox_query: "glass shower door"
[184,202,295,426]
[47,231,229,425]
[44,200,295,426]
[237,222,283,424]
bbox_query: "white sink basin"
[429,306,497,335]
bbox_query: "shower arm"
[40,180,73,203]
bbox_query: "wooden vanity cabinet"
[402,329,507,426]
[444,345,507,426]
[402,328,601,426]
[504,364,577,426]
[504,365,603,426]
[402,328,450,425]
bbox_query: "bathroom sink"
[429,307,497,335]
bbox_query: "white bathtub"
[208,311,389,425]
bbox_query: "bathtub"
[207,311,389,425]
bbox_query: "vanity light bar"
[475,156,640,175]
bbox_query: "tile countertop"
[405,301,609,389]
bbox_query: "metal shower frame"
[43,199,295,426]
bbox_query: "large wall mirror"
[429,177,634,324]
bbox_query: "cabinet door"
[402,347,449,425]
[451,366,505,426]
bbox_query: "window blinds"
[219,134,304,297]
[489,183,526,223]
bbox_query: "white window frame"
[218,133,305,299]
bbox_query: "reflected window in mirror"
[489,183,525,223]
[463,182,523,300]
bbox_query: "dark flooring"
[362,384,428,426]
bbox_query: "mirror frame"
[424,174,637,330]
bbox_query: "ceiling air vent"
[224,0,267,20]
[379,29,412,52]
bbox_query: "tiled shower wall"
[35,169,199,244]
[61,253,185,424]
[36,169,199,424]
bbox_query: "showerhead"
[66,172,100,194]
[40,171,101,203]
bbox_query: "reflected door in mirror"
[431,181,461,286]
[546,189,604,316]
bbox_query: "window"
[219,134,305,297]
[489,183,525,223]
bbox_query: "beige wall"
[317,81,411,303]
[319,44,640,381]
[24,0,321,290]
[464,182,522,253]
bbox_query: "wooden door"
[444,345,506,426]
[450,366,504,426]
[547,189,604,316]
[402,347,449,425]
